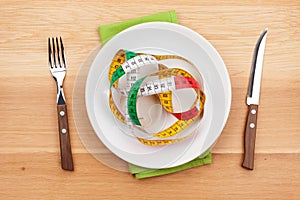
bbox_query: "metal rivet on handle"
[60,111,65,116]
[249,123,255,128]
[251,109,256,115]
[62,128,67,134]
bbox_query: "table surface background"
[1,0,299,199]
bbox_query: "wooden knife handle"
[57,104,74,171]
[242,104,258,170]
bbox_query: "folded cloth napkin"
[129,152,212,179]
[98,10,212,179]
[99,10,178,45]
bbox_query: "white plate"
[85,22,231,169]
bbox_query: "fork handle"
[57,104,74,171]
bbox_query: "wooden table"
[1,1,299,199]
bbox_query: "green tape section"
[110,51,137,87]
[110,67,125,87]
[127,76,146,125]
[125,50,137,60]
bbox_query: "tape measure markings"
[134,75,204,120]
[110,55,158,87]
[127,68,203,126]
[107,49,206,146]
[127,76,146,126]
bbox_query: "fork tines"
[48,37,66,69]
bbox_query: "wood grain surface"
[0,0,299,199]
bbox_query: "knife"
[242,28,268,170]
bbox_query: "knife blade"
[242,28,268,170]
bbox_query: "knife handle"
[242,104,258,170]
[57,104,74,171]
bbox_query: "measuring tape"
[107,49,206,146]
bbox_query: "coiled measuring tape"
[107,49,206,146]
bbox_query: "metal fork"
[48,37,74,171]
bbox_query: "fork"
[48,37,74,171]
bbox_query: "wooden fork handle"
[57,104,74,171]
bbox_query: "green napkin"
[129,152,212,179]
[98,10,212,179]
[99,10,178,45]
